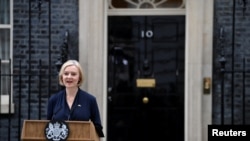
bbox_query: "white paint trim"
[102,1,108,140]
[0,95,15,114]
[108,9,185,16]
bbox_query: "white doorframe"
[78,0,214,141]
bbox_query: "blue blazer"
[47,88,104,137]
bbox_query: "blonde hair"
[58,60,84,86]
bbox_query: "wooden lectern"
[21,120,100,141]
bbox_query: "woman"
[47,59,104,137]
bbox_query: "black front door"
[107,16,185,141]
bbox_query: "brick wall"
[0,0,79,140]
[213,0,250,125]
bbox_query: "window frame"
[0,0,14,114]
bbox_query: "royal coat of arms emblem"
[44,120,69,141]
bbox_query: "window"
[109,0,185,9]
[108,0,185,16]
[0,0,14,114]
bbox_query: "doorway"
[107,16,185,141]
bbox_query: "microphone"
[67,107,74,120]
[52,107,62,120]
[67,103,79,120]
[67,114,71,120]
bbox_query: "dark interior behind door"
[107,16,185,141]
